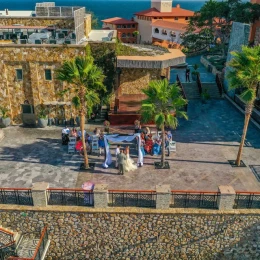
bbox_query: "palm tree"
[56,52,105,169]
[227,45,260,166]
[140,79,188,168]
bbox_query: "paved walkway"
[0,99,260,191]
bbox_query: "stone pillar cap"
[94,184,108,192]
[156,185,171,193]
[218,185,236,195]
[32,182,49,191]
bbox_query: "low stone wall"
[0,206,260,259]
[200,56,221,76]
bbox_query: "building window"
[185,17,189,20]
[127,33,131,38]
[170,31,176,37]
[174,17,179,21]
[127,24,131,28]
[122,25,127,28]
[117,25,122,29]
[16,69,23,81]
[132,24,135,28]
[45,69,52,81]
[154,28,159,34]
[158,17,162,20]
[121,33,126,38]
[154,17,157,19]
[162,29,167,35]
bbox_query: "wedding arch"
[102,133,144,168]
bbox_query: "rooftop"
[0,10,34,17]
[134,6,194,17]
[102,17,137,25]
[87,30,116,42]
[152,20,187,31]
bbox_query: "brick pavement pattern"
[0,99,260,191]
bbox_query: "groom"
[117,149,126,175]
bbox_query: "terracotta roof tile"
[102,17,137,25]
[135,7,194,17]
[151,20,187,31]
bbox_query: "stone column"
[31,182,49,207]
[217,185,236,210]
[156,185,171,209]
[94,184,108,208]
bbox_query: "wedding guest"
[75,137,83,154]
[117,149,126,175]
[115,144,121,168]
[70,127,77,137]
[78,129,86,138]
[144,134,154,155]
[98,133,105,156]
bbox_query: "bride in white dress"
[124,146,137,172]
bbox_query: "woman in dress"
[71,127,77,137]
[124,146,137,172]
[144,134,154,155]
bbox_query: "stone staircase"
[94,105,108,123]
[201,82,222,99]
[0,226,50,260]
[182,82,200,99]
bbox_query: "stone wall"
[0,45,86,123]
[200,56,222,76]
[0,17,75,29]
[119,68,162,96]
[0,207,260,259]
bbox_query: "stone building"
[249,0,260,45]
[0,2,116,124]
[134,0,194,44]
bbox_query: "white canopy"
[103,133,143,168]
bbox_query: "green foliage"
[0,106,9,119]
[227,45,260,104]
[182,0,258,54]
[141,79,188,129]
[201,89,210,100]
[38,105,47,119]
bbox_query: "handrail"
[176,74,188,112]
[0,240,16,249]
[109,190,156,193]
[32,226,48,259]
[0,227,14,235]
[216,73,223,96]
[171,190,219,194]
[236,191,260,195]
[196,74,202,94]
[0,188,32,191]
[47,188,93,191]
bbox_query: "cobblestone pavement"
[0,99,260,191]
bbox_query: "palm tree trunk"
[161,124,165,167]
[79,87,89,168]
[236,103,253,166]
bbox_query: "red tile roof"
[135,7,194,17]
[151,20,187,31]
[102,17,137,25]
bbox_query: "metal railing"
[234,192,260,209]
[47,188,94,207]
[196,74,203,95]
[176,74,188,111]
[0,189,33,206]
[7,227,48,260]
[108,190,156,208]
[32,227,48,260]
[171,190,219,209]
[216,73,223,96]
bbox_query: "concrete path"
[0,99,260,191]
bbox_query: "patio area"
[0,99,260,191]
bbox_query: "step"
[16,238,40,258]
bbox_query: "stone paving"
[0,99,260,191]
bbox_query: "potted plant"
[192,64,200,81]
[201,89,210,104]
[38,105,48,128]
[0,106,11,127]
[103,120,110,133]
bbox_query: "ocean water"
[0,0,206,25]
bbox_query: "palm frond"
[72,96,81,108]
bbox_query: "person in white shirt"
[62,126,70,135]
[61,126,70,145]
[115,145,121,168]
[78,129,86,138]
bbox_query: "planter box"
[38,118,48,128]
[0,117,11,127]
